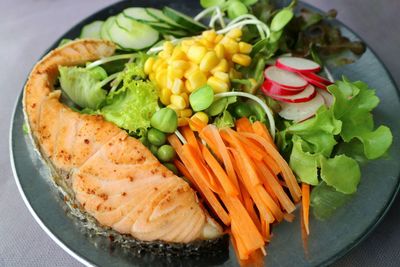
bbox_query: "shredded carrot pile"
[168,118,303,261]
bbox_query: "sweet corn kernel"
[232,53,252,67]
[239,42,252,54]
[211,59,229,74]
[202,30,217,42]
[178,117,189,127]
[156,70,168,88]
[171,78,184,94]
[226,28,242,40]
[180,92,189,104]
[213,71,230,83]
[199,38,214,49]
[163,41,174,54]
[208,76,229,93]
[144,57,155,74]
[187,45,207,64]
[160,88,172,105]
[152,58,163,72]
[183,62,198,79]
[158,50,170,59]
[171,60,189,71]
[214,34,223,43]
[171,47,187,61]
[170,95,187,110]
[199,51,219,72]
[188,70,207,91]
[191,112,209,124]
[167,104,179,111]
[178,108,193,118]
[149,73,155,82]
[185,79,194,92]
[168,66,184,80]
[214,43,225,59]
[220,37,239,55]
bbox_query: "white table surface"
[1,0,399,266]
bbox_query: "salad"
[50,0,392,263]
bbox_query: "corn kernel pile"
[144,28,252,126]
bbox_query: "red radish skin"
[279,93,325,122]
[265,84,316,103]
[262,80,304,96]
[276,57,321,73]
[317,88,334,107]
[301,71,333,86]
[264,66,308,89]
[299,73,328,90]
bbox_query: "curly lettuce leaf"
[289,136,319,185]
[329,79,392,159]
[286,106,342,157]
[59,66,107,109]
[100,58,158,136]
[319,155,360,194]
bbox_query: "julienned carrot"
[255,184,284,222]
[201,145,239,196]
[199,127,221,160]
[255,160,296,213]
[283,213,295,222]
[173,159,195,184]
[201,125,240,193]
[263,154,281,175]
[224,129,261,186]
[229,148,275,224]
[252,121,275,146]
[168,135,231,225]
[222,195,265,254]
[241,184,262,231]
[182,144,222,194]
[235,117,254,133]
[302,183,310,235]
[181,126,203,161]
[220,131,265,162]
[261,219,270,242]
[239,132,302,202]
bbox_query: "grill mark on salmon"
[23,39,222,244]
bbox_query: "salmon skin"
[23,39,223,248]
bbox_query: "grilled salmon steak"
[23,39,222,243]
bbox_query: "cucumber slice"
[163,7,207,32]
[116,13,135,31]
[123,7,158,22]
[81,21,104,39]
[108,19,159,50]
[120,12,174,32]
[101,16,115,40]
[145,8,186,30]
[162,29,189,38]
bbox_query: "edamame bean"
[270,9,294,32]
[189,85,214,112]
[148,128,166,146]
[157,145,176,162]
[227,0,248,19]
[151,108,178,133]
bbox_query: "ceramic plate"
[10,0,400,266]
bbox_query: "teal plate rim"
[9,1,400,266]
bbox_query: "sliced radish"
[264,66,308,89]
[317,88,334,107]
[267,84,316,103]
[302,71,333,85]
[299,73,328,90]
[279,93,325,122]
[261,79,304,96]
[276,57,321,73]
